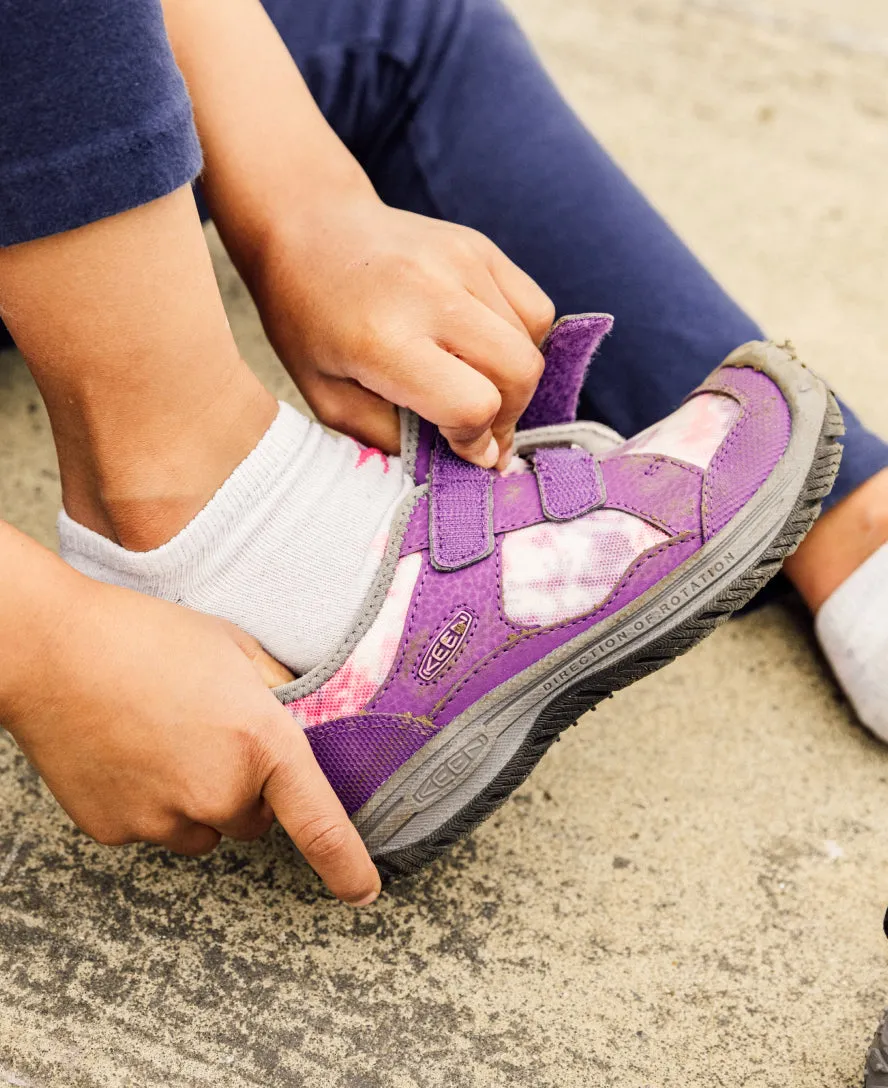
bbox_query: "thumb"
[262,714,381,905]
[217,619,295,688]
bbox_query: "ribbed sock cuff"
[57,401,307,581]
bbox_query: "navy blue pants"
[257,0,886,508]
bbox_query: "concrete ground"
[2,1,887,1084]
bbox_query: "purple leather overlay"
[400,495,430,556]
[377,526,702,727]
[429,534,702,727]
[695,367,791,539]
[370,533,508,720]
[521,314,613,429]
[308,533,700,804]
[534,447,605,520]
[305,714,436,817]
[599,454,703,536]
[429,434,494,571]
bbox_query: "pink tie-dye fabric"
[287,552,422,728]
[502,510,668,626]
[623,393,739,469]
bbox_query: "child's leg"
[2,188,275,545]
[2,187,411,674]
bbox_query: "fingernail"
[348,888,381,908]
[480,436,499,469]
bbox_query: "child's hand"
[161,0,552,468]
[249,196,554,470]
[2,578,380,906]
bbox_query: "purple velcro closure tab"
[521,313,614,429]
[533,446,605,521]
[429,434,494,571]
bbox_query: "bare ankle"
[784,467,888,613]
[57,376,278,550]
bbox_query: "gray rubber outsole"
[359,349,844,881]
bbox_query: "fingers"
[280,220,554,473]
[413,350,503,468]
[351,234,548,469]
[443,297,545,469]
[210,797,276,843]
[95,793,274,858]
[262,719,381,906]
[465,267,532,340]
[163,822,222,857]
[314,310,540,471]
[355,342,504,469]
[245,648,294,689]
[483,243,556,346]
[250,650,295,689]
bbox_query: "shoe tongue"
[521,313,613,430]
[402,313,614,485]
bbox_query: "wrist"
[221,162,380,287]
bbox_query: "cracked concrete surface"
[2,1,888,1085]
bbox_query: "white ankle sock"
[58,402,412,675]
[815,542,888,742]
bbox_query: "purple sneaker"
[277,317,843,878]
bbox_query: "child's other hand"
[2,579,380,906]
[249,196,554,471]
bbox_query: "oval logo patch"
[416,608,475,683]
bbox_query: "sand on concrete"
[1,1,887,1085]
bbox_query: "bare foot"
[784,467,888,613]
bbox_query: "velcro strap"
[533,447,605,521]
[429,434,494,571]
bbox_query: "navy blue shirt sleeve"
[0,0,202,246]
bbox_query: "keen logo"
[414,736,489,804]
[416,608,475,683]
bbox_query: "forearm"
[159,0,553,468]
[161,0,374,272]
